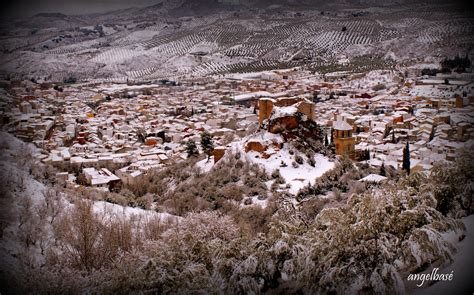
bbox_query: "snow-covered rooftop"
[333,120,353,131]
[359,174,388,183]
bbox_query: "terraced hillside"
[0,2,472,82]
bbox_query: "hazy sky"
[5,0,163,17]
[4,0,469,17]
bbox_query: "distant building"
[83,167,120,191]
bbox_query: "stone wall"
[334,137,355,159]
[268,116,299,134]
[258,99,274,126]
[297,101,315,121]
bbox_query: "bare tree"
[18,196,33,229]
[53,198,141,271]
[43,188,64,224]
[17,196,45,249]
[54,200,105,271]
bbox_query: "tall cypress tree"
[185,140,199,158]
[324,132,329,146]
[380,162,386,176]
[200,131,214,162]
[402,142,410,175]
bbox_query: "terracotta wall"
[213,147,226,163]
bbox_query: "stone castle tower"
[258,98,275,126]
[258,97,315,127]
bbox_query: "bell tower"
[333,120,355,159]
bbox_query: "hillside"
[0,1,472,82]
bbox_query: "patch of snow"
[196,157,214,173]
[251,196,268,209]
[245,146,334,195]
[93,201,180,223]
[271,106,298,120]
[360,174,387,183]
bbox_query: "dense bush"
[124,151,273,222]
[296,155,392,203]
[407,150,473,218]
[28,165,468,294]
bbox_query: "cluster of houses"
[1,78,261,190]
[310,70,474,172]
[234,68,473,175]
[1,66,473,191]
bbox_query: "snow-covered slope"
[0,131,181,291]
[229,132,335,195]
[245,148,334,194]
[0,2,471,82]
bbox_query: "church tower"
[333,120,355,159]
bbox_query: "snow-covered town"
[2,65,473,192]
[0,0,473,294]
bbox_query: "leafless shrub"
[17,196,33,229]
[53,200,113,271]
[0,190,14,238]
[43,188,64,224]
[141,215,177,241]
